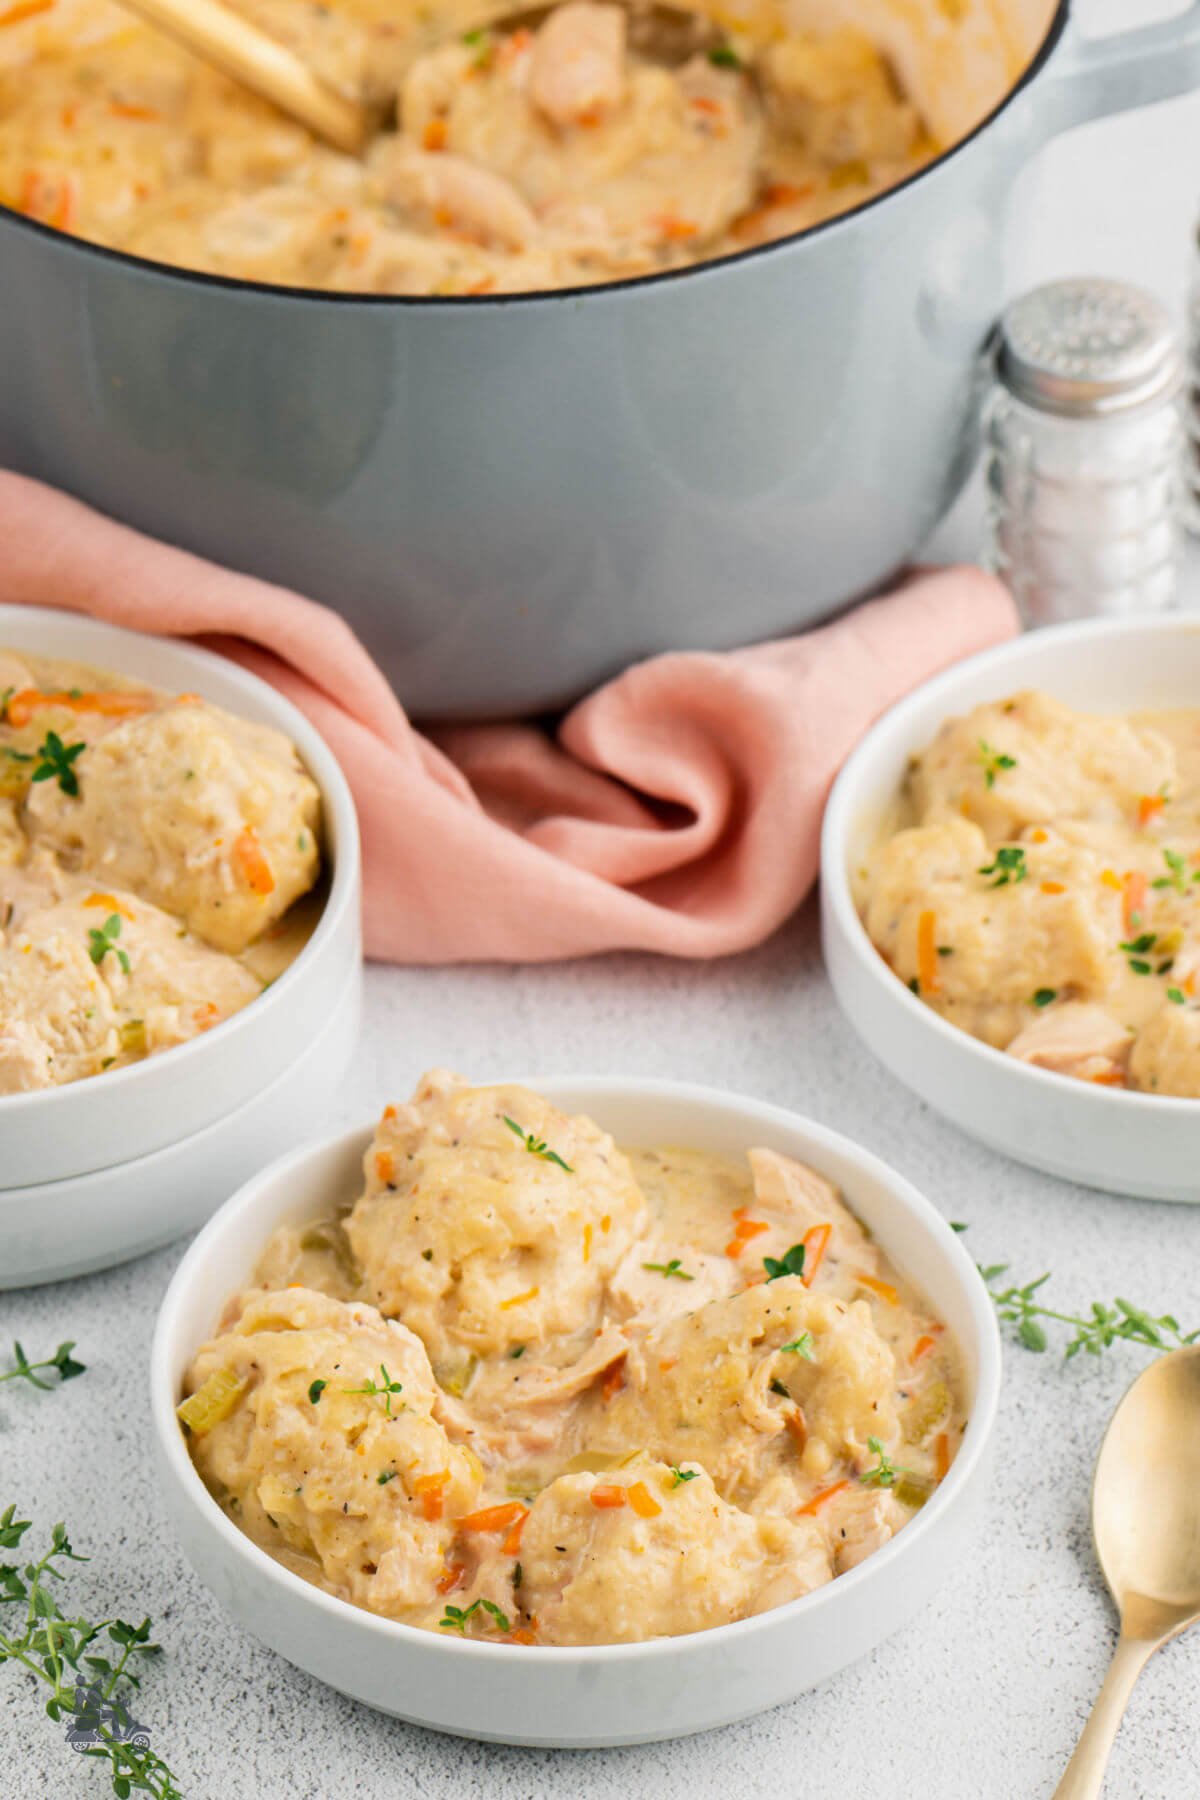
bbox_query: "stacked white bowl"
[0,606,362,1286]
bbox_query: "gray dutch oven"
[1,2,1198,716]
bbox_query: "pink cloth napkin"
[0,472,1018,963]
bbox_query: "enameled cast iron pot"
[1,3,1198,717]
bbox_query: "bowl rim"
[821,611,1200,1116]
[151,1073,1002,1668]
[0,5,1068,310]
[0,603,360,1122]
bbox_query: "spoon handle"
[114,0,368,152]
[1052,1630,1156,1799]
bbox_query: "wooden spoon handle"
[115,0,368,152]
[1052,1631,1156,1800]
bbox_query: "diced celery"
[177,1368,247,1436]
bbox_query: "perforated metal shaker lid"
[995,278,1182,419]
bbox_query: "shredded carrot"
[689,95,723,115]
[1089,1069,1126,1088]
[857,1272,900,1305]
[1039,880,1065,896]
[656,213,698,242]
[1122,870,1147,933]
[467,276,496,295]
[589,1484,627,1510]
[110,100,161,121]
[192,1002,220,1032]
[765,181,814,206]
[423,117,448,151]
[457,1501,526,1534]
[375,1149,395,1184]
[911,1334,937,1363]
[916,908,938,995]
[499,1285,539,1311]
[626,1481,661,1519]
[730,181,814,241]
[0,0,53,25]
[796,1479,849,1517]
[233,827,275,897]
[934,1432,951,1480]
[381,1104,397,1122]
[801,1222,832,1287]
[3,688,152,727]
[501,1508,528,1555]
[48,176,76,231]
[783,1409,808,1455]
[601,1356,626,1402]
[1137,794,1165,828]
[414,1472,448,1522]
[1029,828,1048,844]
[582,1223,592,1265]
[436,1562,466,1595]
[657,1356,677,1373]
[724,1216,768,1258]
[495,25,530,64]
[83,892,135,921]
[506,1627,537,1645]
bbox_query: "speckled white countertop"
[5,909,1200,1800]
[5,2,1200,1795]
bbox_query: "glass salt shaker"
[1185,235,1200,534]
[984,277,1184,626]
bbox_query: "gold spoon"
[1053,1345,1200,1799]
[108,0,727,157]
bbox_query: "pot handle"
[1032,3,1200,141]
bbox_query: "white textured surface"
[4,909,1200,1799]
[5,1,1200,1794]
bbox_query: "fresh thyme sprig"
[502,1116,573,1172]
[641,1259,694,1282]
[977,739,1017,789]
[980,1265,1200,1358]
[859,1436,902,1489]
[977,845,1027,887]
[343,1364,404,1414]
[31,730,86,798]
[1,1340,86,1391]
[0,1507,182,1798]
[438,1597,510,1636]
[1152,847,1200,894]
[955,1224,1200,1359]
[88,914,130,975]
[763,1244,806,1282]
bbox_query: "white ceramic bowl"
[822,616,1200,1204]
[151,1077,1001,1748]
[0,604,362,1283]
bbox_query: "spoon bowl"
[1054,1346,1200,1798]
